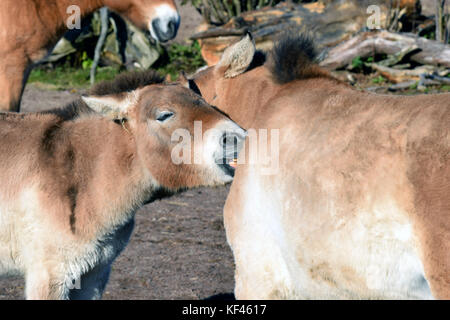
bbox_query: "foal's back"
[0,113,60,188]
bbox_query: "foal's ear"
[82,91,139,120]
[178,70,203,96]
[179,71,189,88]
[217,33,256,78]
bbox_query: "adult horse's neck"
[209,64,350,130]
[40,0,104,41]
[212,66,282,129]
[57,0,104,19]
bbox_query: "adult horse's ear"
[82,91,138,120]
[216,32,256,78]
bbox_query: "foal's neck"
[62,116,153,237]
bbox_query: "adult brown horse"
[0,0,180,112]
[183,33,450,299]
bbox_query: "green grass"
[155,41,205,80]
[409,81,418,90]
[371,75,386,84]
[28,65,121,90]
[28,41,205,90]
[351,56,364,70]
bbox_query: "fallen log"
[320,30,450,70]
[376,44,420,67]
[190,27,248,39]
[370,63,436,82]
[191,0,424,66]
[426,73,450,84]
[191,1,375,65]
[387,80,417,91]
[367,78,444,92]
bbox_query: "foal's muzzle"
[215,129,247,177]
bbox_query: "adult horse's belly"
[224,166,434,300]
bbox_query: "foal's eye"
[156,111,174,122]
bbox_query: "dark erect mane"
[267,33,330,84]
[89,70,164,96]
[44,70,165,120]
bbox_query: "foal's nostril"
[221,133,239,149]
[214,129,246,172]
[222,134,238,148]
[221,132,244,161]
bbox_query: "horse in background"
[0,0,180,112]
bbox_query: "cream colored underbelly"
[0,207,25,275]
[229,170,433,300]
[0,187,49,276]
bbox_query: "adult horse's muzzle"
[150,15,180,42]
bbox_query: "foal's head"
[82,76,246,190]
[104,0,180,42]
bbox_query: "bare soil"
[171,0,204,44]
[0,83,235,300]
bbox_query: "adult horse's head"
[104,0,180,42]
[179,33,258,111]
[179,32,327,129]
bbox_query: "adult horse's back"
[0,0,180,112]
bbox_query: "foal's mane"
[89,70,164,96]
[45,70,165,120]
[253,33,332,84]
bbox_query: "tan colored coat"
[0,0,179,111]
[0,73,245,299]
[187,34,450,299]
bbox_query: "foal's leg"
[68,264,112,300]
[69,219,136,300]
[25,266,69,300]
[0,54,30,112]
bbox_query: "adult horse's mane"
[45,70,165,120]
[268,33,334,84]
[246,32,333,84]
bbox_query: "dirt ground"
[171,0,204,44]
